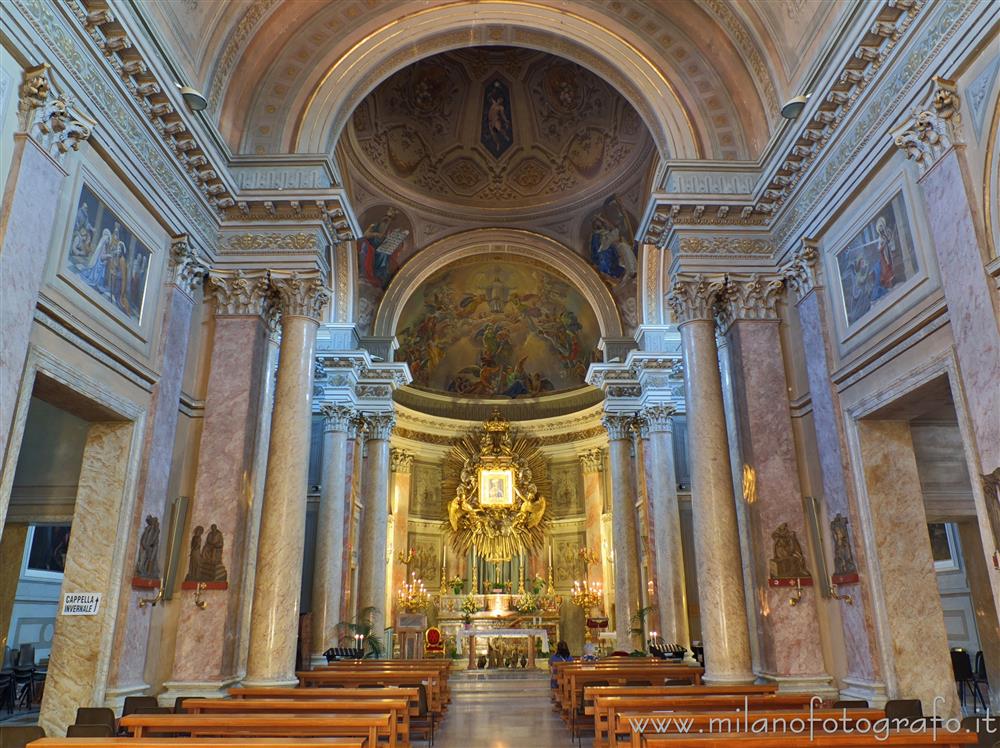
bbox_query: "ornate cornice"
[208,269,271,316]
[641,404,676,433]
[270,271,330,321]
[677,236,773,256]
[18,63,93,163]
[222,232,319,252]
[168,235,209,294]
[602,413,636,441]
[781,240,822,303]
[665,273,727,324]
[390,448,414,474]
[891,76,963,175]
[715,273,785,332]
[320,403,355,433]
[579,448,605,474]
[364,412,396,441]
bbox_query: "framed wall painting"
[479,469,514,507]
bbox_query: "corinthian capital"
[891,76,963,174]
[602,413,636,441]
[666,273,727,324]
[19,64,93,162]
[270,270,330,321]
[781,241,821,303]
[208,269,271,316]
[320,404,355,433]
[169,235,209,294]
[641,404,676,433]
[390,449,414,473]
[580,449,604,474]
[364,412,396,440]
[715,273,785,332]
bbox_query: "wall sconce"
[789,577,803,607]
[193,581,208,609]
[829,577,854,605]
[137,583,164,609]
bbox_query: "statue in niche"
[200,524,228,582]
[135,515,160,579]
[831,514,858,576]
[184,525,204,583]
[769,522,811,579]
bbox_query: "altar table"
[456,628,549,669]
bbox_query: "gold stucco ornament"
[444,409,549,562]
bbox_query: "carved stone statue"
[135,515,160,579]
[831,514,858,576]
[184,525,204,583]
[769,522,811,579]
[201,523,228,582]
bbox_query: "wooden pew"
[183,699,408,748]
[559,664,705,727]
[29,740,367,747]
[639,731,978,747]
[230,687,421,716]
[592,694,816,747]
[296,671,444,715]
[118,713,391,747]
[616,708,886,748]
[316,662,451,704]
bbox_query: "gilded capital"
[781,241,821,303]
[642,404,676,433]
[715,273,785,332]
[208,269,271,316]
[666,273,727,324]
[891,76,962,174]
[390,449,414,473]
[320,404,355,433]
[270,271,330,321]
[602,413,635,441]
[169,235,209,294]
[580,449,604,474]
[365,412,396,440]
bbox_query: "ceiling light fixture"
[780,94,811,120]
[176,83,207,112]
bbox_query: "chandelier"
[570,580,603,612]
[396,572,430,613]
[444,409,550,562]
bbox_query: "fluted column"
[666,274,753,683]
[357,413,396,641]
[245,272,330,686]
[642,404,691,650]
[309,404,355,666]
[389,449,414,624]
[603,414,642,651]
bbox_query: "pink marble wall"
[390,466,412,620]
[0,136,67,487]
[919,150,1000,474]
[168,315,269,686]
[108,284,197,693]
[726,320,829,683]
[581,463,604,589]
[340,436,360,624]
[797,290,882,686]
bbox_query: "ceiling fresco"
[394,258,601,399]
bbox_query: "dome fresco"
[394,258,601,398]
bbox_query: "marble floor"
[434,670,585,747]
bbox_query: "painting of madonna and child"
[394,259,600,398]
[836,191,919,327]
[66,184,152,323]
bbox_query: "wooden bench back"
[639,730,978,747]
[29,740,368,748]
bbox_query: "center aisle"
[435,669,582,747]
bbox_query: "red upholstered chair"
[425,626,445,655]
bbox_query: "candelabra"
[578,547,600,566]
[570,580,603,612]
[396,548,415,565]
[397,571,430,613]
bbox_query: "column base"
[759,672,839,700]
[839,676,889,707]
[703,670,758,685]
[160,677,241,705]
[309,653,329,668]
[103,682,150,713]
[240,676,299,689]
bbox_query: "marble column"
[783,244,884,699]
[632,420,653,637]
[603,414,641,651]
[245,272,330,686]
[106,238,208,702]
[580,450,605,590]
[856,420,960,718]
[642,405,691,650]
[357,413,395,640]
[666,274,753,683]
[0,66,91,499]
[165,269,272,699]
[719,274,832,693]
[389,449,414,624]
[342,419,367,623]
[309,404,355,667]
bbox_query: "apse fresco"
[582,194,639,330]
[395,259,600,398]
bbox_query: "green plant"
[448,575,465,595]
[629,605,656,636]
[460,593,480,616]
[336,606,384,659]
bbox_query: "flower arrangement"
[531,574,545,595]
[460,593,480,617]
[514,592,537,614]
[448,575,465,595]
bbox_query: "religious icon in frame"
[479,469,514,507]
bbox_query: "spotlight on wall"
[780,94,811,120]
[176,83,208,112]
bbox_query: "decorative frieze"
[891,76,963,174]
[270,271,330,321]
[365,413,396,441]
[320,404,355,433]
[208,269,271,317]
[642,404,676,433]
[665,273,727,324]
[781,240,822,303]
[602,414,636,441]
[390,449,414,474]
[221,232,319,252]
[715,273,786,332]
[168,235,209,294]
[580,449,604,474]
[678,237,772,256]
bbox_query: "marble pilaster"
[165,269,271,699]
[357,413,395,639]
[602,414,641,651]
[309,404,354,666]
[107,238,208,700]
[641,405,691,650]
[389,449,414,623]
[579,450,605,590]
[719,274,832,693]
[782,244,884,698]
[856,420,960,718]
[666,274,753,683]
[245,272,330,686]
[342,420,366,623]
[0,67,91,492]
